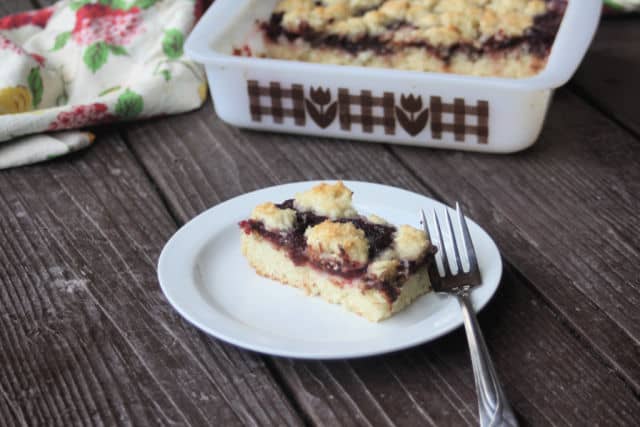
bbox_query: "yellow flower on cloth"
[0,86,33,114]
[0,0,210,169]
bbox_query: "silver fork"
[421,205,518,427]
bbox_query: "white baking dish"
[185,0,601,153]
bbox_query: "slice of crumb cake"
[239,182,436,322]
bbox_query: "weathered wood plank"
[390,89,640,392]
[0,133,303,426]
[124,100,640,425]
[277,264,640,427]
[571,18,640,136]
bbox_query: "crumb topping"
[367,259,400,280]
[295,181,358,219]
[368,214,390,225]
[251,202,297,232]
[305,220,370,265]
[375,248,397,261]
[240,182,437,299]
[273,0,550,48]
[393,225,428,260]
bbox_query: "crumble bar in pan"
[259,0,568,78]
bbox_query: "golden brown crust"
[250,202,297,232]
[367,214,390,225]
[305,220,369,265]
[263,0,561,77]
[367,259,400,280]
[394,224,429,261]
[274,0,548,47]
[294,181,357,219]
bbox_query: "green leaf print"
[52,32,71,52]
[84,42,109,73]
[27,68,43,108]
[160,70,172,82]
[111,0,130,9]
[115,89,144,118]
[70,0,91,11]
[108,45,128,56]
[162,29,184,60]
[135,0,158,8]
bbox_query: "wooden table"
[2,2,639,425]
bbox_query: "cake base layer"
[242,233,431,322]
[263,42,546,78]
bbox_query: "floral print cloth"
[0,0,207,169]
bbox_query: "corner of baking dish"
[186,0,601,91]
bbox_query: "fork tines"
[420,203,481,292]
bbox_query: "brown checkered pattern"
[338,89,395,135]
[247,80,306,125]
[430,97,489,144]
[247,80,490,144]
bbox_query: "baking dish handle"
[530,0,602,90]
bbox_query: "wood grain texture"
[4,0,639,424]
[276,264,640,427]
[572,19,640,136]
[390,89,640,393]
[124,100,640,426]
[0,132,303,426]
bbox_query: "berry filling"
[260,0,567,63]
[239,199,436,301]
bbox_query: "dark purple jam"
[239,199,436,302]
[260,0,567,61]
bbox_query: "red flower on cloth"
[0,35,45,65]
[72,5,143,46]
[0,7,54,30]
[48,103,114,131]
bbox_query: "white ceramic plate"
[158,181,502,359]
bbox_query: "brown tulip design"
[400,94,423,113]
[306,86,337,129]
[396,94,429,136]
[310,87,332,106]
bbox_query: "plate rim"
[158,180,503,359]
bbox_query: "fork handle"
[458,291,519,427]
